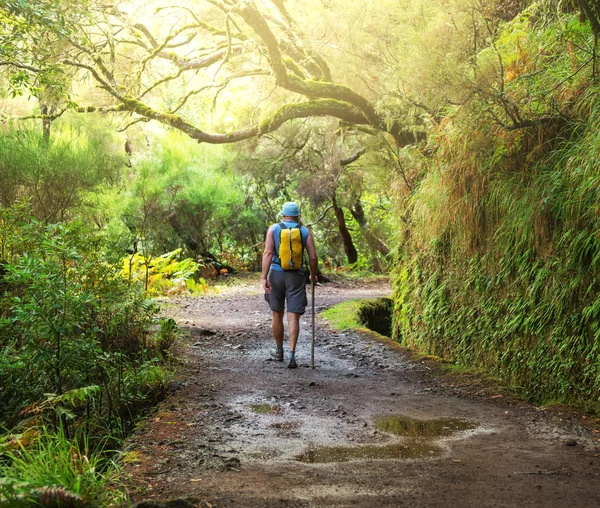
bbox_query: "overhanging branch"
[116,96,368,144]
[234,1,418,145]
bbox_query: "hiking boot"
[287,354,298,369]
[270,348,283,361]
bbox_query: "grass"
[0,426,127,506]
[389,10,600,411]
[323,299,514,398]
[321,300,366,331]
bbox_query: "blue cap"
[280,202,300,217]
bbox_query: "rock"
[167,381,186,392]
[223,456,241,471]
[564,439,578,447]
[190,327,216,336]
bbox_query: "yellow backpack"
[278,222,304,270]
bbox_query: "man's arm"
[262,227,275,293]
[305,231,318,284]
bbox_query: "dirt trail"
[126,277,600,507]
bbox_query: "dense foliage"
[0,207,177,503]
[393,4,600,411]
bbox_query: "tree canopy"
[1,0,430,145]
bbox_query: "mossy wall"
[358,298,393,338]
[391,12,600,412]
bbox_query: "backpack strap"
[272,222,290,267]
[301,225,308,271]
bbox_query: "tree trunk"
[167,211,198,252]
[167,211,236,275]
[579,0,600,37]
[350,200,390,257]
[332,195,358,264]
[40,104,53,144]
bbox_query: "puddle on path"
[249,449,284,461]
[248,403,281,414]
[296,441,443,463]
[296,416,477,464]
[373,415,476,437]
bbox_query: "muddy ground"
[125,276,600,507]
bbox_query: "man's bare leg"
[287,312,301,353]
[272,310,284,347]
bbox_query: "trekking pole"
[311,280,316,369]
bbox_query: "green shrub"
[0,215,171,436]
[0,126,124,222]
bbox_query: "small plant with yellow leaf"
[121,249,208,296]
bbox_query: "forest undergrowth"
[0,208,184,505]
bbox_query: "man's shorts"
[265,269,307,314]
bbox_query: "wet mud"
[372,415,477,437]
[296,440,443,463]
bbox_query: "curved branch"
[257,99,369,135]
[116,96,368,144]
[286,75,380,127]
[234,2,419,144]
[305,205,333,227]
[504,116,562,130]
[139,24,202,67]
[268,1,332,81]
[158,46,243,70]
[0,61,42,72]
[61,59,120,97]
[139,68,184,99]
[340,148,366,166]
[236,1,289,86]
[132,23,158,47]
[59,1,423,147]
[130,20,244,71]
[270,0,294,26]
[168,69,270,113]
[2,105,121,124]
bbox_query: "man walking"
[262,202,318,368]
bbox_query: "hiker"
[262,202,318,368]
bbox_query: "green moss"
[120,451,144,465]
[248,403,280,414]
[257,99,361,136]
[322,300,364,331]
[283,57,306,79]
